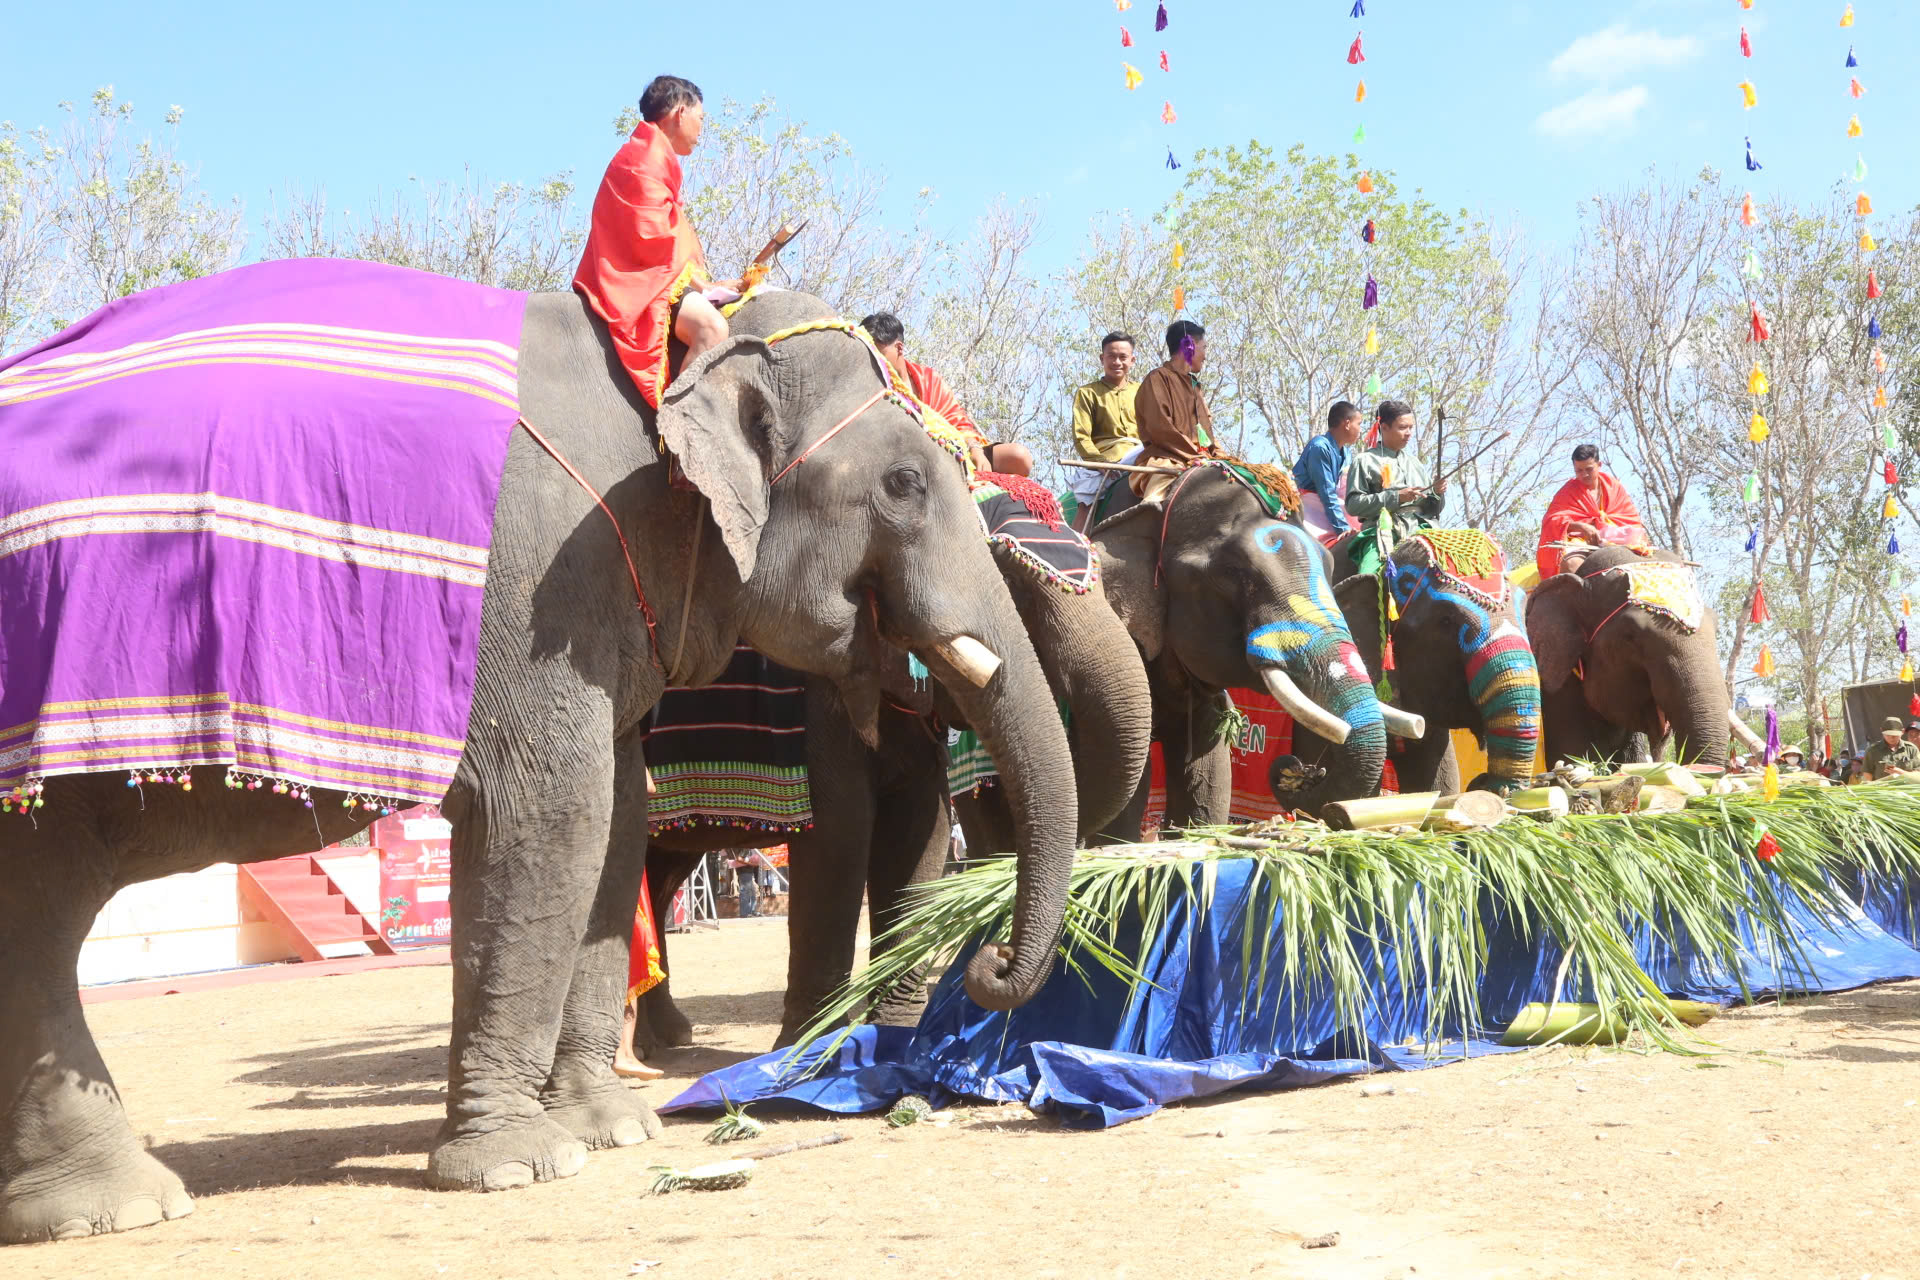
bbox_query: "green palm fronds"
[791,783,1920,1066]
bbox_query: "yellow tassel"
[1748,412,1769,443]
[1124,63,1143,91]
[1885,494,1900,520]
[1364,327,1379,356]
[1386,593,1399,622]
[1747,363,1769,397]
[1862,230,1878,252]
[1754,644,1775,677]
[1904,659,1915,683]
[1171,241,1185,269]
[1848,114,1864,139]
[1762,763,1780,803]
[1355,79,1367,103]
[1738,80,1757,110]
[1876,385,1889,408]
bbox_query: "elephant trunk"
[1658,678,1732,767]
[1257,635,1387,815]
[1024,579,1153,838]
[916,613,1078,1013]
[1467,622,1543,788]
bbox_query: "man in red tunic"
[573,75,741,410]
[860,312,1034,477]
[1537,442,1651,576]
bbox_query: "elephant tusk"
[1727,707,1767,752]
[1260,668,1352,746]
[933,635,1002,689]
[1380,704,1427,741]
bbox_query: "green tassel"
[1352,122,1367,145]
[1375,674,1394,700]
[1365,372,1383,398]
[908,653,929,682]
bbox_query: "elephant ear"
[1335,576,1386,680]
[657,335,778,583]
[1090,503,1167,659]
[1525,573,1588,694]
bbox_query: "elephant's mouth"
[1268,754,1329,799]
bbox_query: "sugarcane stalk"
[1618,761,1707,796]
[738,1132,849,1161]
[1321,791,1443,832]
[1499,998,1721,1046]
[1421,791,1507,831]
[1505,786,1571,818]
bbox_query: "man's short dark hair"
[860,312,905,347]
[640,76,703,124]
[1571,442,1601,464]
[1101,331,1136,352]
[1327,400,1361,431]
[1165,319,1205,357]
[1376,399,1413,426]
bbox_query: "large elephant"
[0,283,1078,1243]
[1524,544,1749,768]
[640,541,1151,1051]
[1330,531,1544,793]
[1088,467,1418,832]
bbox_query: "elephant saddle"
[642,646,813,832]
[1613,561,1705,633]
[0,259,529,805]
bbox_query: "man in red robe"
[860,312,1034,477]
[573,75,741,410]
[1537,442,1651,576]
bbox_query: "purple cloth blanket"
[0,259,528,804]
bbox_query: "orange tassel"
[1357,171,1374,194]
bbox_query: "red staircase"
[238,855,395,962]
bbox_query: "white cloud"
[1549,25,1702,80]
[1534,86,1651,139]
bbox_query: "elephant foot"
[0,1146,194,1244]
[425,1111,588,1192]
[539,1066,662,1150]
[639,989,694,1052]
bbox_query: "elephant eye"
[883,462,926,501]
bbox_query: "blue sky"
[5,0,1915,271]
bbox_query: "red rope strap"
[770,387,891,485]
[1155,462,1209,588]
[515,417,664,672]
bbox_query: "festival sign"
[373,806,453,947]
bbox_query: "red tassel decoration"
[1868,270,1883,299]
[1382,635,1396,672]
[1749,301,1771,342]
[1887,458,1900,486]
[1121,26,1133,46]
[1739,26,1752,57]
[1159,50,1169,72]
[1909,693,1920,716]
[1347,32,1365,64]
[1750,583,1770,625]
[1755,831,1780,862]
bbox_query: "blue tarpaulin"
[662,859,1920,1128]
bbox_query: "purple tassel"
[1765,707,1781,764]
[1900,623,1910,654]
[1155,2,1168,32]
[1745,137,1762,172]
[1363,275,1379,309]
[1870,314,1883,340]
[1351,0,1364,16]
[1745,527,1757,553]
[1892,531,1902,555]
[1165,149,1180,170]
[1361,218,1377,244]
[1179,333,1197,364]
[1847,46,1858,68]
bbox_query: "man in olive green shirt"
[1863,716,1920,780]
[1343,398,1446,576]
[1071,331,1141,462]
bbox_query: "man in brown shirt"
[1131,318,1217,499]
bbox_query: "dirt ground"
[19,918,1920,1280]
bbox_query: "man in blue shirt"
[1294,399,1364,543]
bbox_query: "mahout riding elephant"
[1087,465,1424,834]
[1524,544,1751,768]
[1328,529,1544,793]
[640,535,1151,1051]
[0,276,1079,1243]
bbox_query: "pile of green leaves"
[793,783,1920,1062]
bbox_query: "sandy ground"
[16,918,1920,1280]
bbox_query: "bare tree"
[1560,169,1740,556]
[0,120,63,356]
[48,88,243,322]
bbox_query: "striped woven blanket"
[0,259,527,805]
[643,647,812,831]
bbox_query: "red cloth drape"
[572,121,709,410]
[904,359,989,448]
[627,879,664,1004]
[1536,473,1649,576]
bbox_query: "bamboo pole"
[1421,791,1508,832]
[1057,457,1168,475]
[1321,791,1443,831]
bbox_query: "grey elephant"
[0,280,1078,1243]
[637,468,1152,1051]
[1085,467,1424,833]
[1329,530,1544,793]
[1525,544,1755,768]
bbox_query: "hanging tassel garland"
[1762,764,1780,804]
[1161,101,1177,124]
[1740,26,1752,57]
[1862,230,1878,252]
[1904,658,1915,682]
[1746,137,1762,172]
[1124,63,1143,90]
[1365,372,1383,398]
[1742,247,1763,279]
[1363,275,1379,309]
[1745,527,1758,553]
[1750,302,1770,342]
[1898,623,1909,655]
[1744,474,1761,503]
[1353,122,1367,144]
[1847,46,1858,68]
[1766,707,1782,763]
[1351,0,1364,16]
[1841,3,1855,27]
[1851,77,1866,99]
[1869,314,1882,339]
[1747,363,1769,397]
[1155,1,1167,31]
[1859,194,1875,217]
[1347,32,1365,64]
[1361,218,1377,243]
[1884,496,1900,524]
[1892,532,1903,555]
[1886,458,1899,486]
[1754,645,1775,677]
[1165,149,1180,171]
[1356,80,1367,103]
[1364,327,1379,356]
[1357,171,1374,194]
[1885,422,1900,451]
[1172,284,1185,312]
[1867,269,1882,298]
[1121,26,1133,47]
[1171,241,1184,269]
[1853,154,1869,182]
[1751,584,1770,625]
[1875,348,1888,373]
[1740,193,1757,227]
[1903,595,1912,618]
[1754,826,1780,861]
[1159,50,1169,72]
[1738,81,1757,110]
[1748,412,1769,443]
[1876,386,1890,408]
[1847,115,1863,138]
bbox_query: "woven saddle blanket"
[974,474,1097,595]
[0,259,528,803]
[643,646,813,832]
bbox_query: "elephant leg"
[1097,755,1154,845]
[1160,683,1232,828]
[0,819,194,1243]
[1389,731,1453,794]
[862,724,954,1030]
[426,750,613,1193]
[538,733,661,1151]
[776,690,877,1049]
[636,851,699,1055]
[954,785,1017,860]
